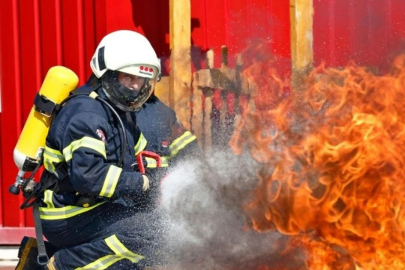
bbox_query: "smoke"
[159,149,306,270]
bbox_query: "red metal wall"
[189,0,291,71]
[313,0,405,72]
[0,0,290,245]
[0,0,172,244]
[0,0,404,244]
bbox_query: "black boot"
[15,237,58,270]
[15,236,42,270]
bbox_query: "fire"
[230,44,405,269]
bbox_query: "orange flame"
[230,45,405,269]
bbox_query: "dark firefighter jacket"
[39,80,150,221]
[136,94,199,171]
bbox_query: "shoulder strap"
[52,78,101,116]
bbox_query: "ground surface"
[0,246,18,270]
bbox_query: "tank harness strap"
[34,93,61,117]
[52,164,69,189]
[33,199,49,266]
[20,166,58,266]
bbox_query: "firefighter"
[135,92,199,182]
[18,30,166,270]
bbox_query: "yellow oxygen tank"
[9,66,78,195]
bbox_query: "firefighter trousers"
[41,202,165,270]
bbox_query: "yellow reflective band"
[89,91,98,99]
[76,235,144,270]
[105,235,144,263]
[99,165,122,198]
[63,136,106,162]
[47,256,57,270]
[44,146,64,162]
[145,157,169,168]
[43,190,55,208]
[43,160,55,173]
[44,146,64,173]
[169,131,197,158]
[134,133,147,156]
[39,202,105,220]
[75,255,121,270]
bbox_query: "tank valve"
[8,170,26,195]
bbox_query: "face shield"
[101,64,157,111]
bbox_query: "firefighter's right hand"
[142,175,150,191]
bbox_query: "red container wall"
[0,0,290,244]
[313,0,405,71]
[1,0,405,245]
[0,0,172,244]
[189,0,291,74]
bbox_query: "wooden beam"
[290,0,314,91]
[169,0,191,129]
[203,49,214,152]
[191,72,203,149]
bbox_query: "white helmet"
[90,30,161,111]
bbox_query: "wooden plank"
[191,72,203,149]
[219,47,229,146]
[203,49,214,152]
[233,53,243,145]
[169,0,191,129]
[290,0,314,91]
[203,96,212,153]
[193,48,247,93]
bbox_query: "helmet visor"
[101,71,155,111]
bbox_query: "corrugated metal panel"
[0,0,171,244]
[314,0,405,71]
[0,0,95,243]
[1,0,26,235]
[190,0,291,72]
[0,0,291,244]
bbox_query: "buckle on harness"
[20,182,43,210]
[37,253,49,266]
